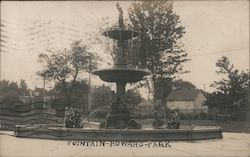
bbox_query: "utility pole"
[0,22,2,82]
[43,77,46,109]
[88,58,92,113]
[0,49,1,81]
[203,83,206,92]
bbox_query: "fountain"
[92,3,149,129]
[14,3,222,141]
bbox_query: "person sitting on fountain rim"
[64,104,75,128]
[153,110,164,129]
[64,106,70,123]
[173,110,180,129]
[167,110,180,129]
[69,105,75,117]
[73,107,81,128]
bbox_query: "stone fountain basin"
[92,67,150,83]
[14,124,223,141]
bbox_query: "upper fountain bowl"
[92,67,150,83]
[103,28,139,40]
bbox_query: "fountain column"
[116,82,126,95]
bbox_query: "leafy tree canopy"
[206,56,249,120]
[51,80,89,113]
[37,40,98,105]
[0,80,23,107]
[90,85,112,110]
[211,56,248,98]
[128,1,189,99]
[172,79,196,90]
[19,79,29,96]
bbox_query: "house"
[166,89,208,114]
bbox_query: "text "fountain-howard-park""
[15,3,222,141]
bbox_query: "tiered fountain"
[92,3,150,129]
[14,3,222,141]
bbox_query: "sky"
[0,1,249,97]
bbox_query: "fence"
[0,103,64,130]
[178,108,208,114]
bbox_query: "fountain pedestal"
[93,66,149,129]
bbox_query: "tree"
[19,79,29,96]
[172,79,196,90]
[128,1,189,101]
[208,56,249,120]
[37,40,98,106]
[0,80,22,107]
[90,85,112,110]
[126,90,143,111]
[52,80,89,114]
[212,56,248,96]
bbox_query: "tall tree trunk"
[62,79,70,106]
[68,71,78,105]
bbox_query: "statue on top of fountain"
[116,2,124,29]
[114,2,127,66]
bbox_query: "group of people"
[167,110,180,129]
[64,105,81,128]
[153,110,180,129]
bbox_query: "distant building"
[166,89,208,114]
[19,96,34,104]
[136,100,154,115]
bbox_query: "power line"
[189,47,249,57]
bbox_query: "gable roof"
[137,100,154,107]
[166,89,203,101]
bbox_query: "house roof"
[166,89,203,101]
[137,100,154,107]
